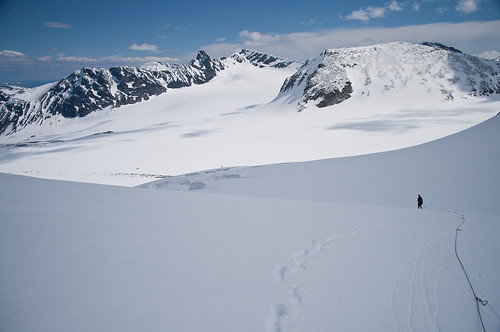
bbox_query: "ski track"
[268,215,457,332]
[391,225,452,332]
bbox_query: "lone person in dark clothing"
[417,194,423,209]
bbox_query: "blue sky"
[0,0,499,84]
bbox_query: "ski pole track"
[433,229,451,330]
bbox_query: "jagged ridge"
[0,50,296,135]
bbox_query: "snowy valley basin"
[1,42,500,331]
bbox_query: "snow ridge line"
[454,214,488,332]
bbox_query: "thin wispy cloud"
[54,53,176,63]
[57,54,97,62]
[129,43,159,52]
[43,21,73,29]
[0,50,27,58]
[300,18,319,25]
[0,50,178,78]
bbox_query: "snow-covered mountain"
[2,42,499,136]
[276,42,500,111]
[0,50,298,135]
[0,42,499,186]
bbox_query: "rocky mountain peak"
[0,49,295,135]
[277,42,500,111]
[229,49,298,68]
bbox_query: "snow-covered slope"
[0,43,498,186]
[277,42,500,111]
[143,115,500,216]
[1,115,499,332]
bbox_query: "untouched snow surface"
[1,116,499,332]
[0,57,498,186]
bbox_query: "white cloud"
[346,7,387,21]
[129,43,159,52]
[477,50,500,60]
[37,56,52,61]
[239,30,282,47]
[456,0,481,13]
[216,37,227,42]
[200,21,500,63]
[388,0,404,11]
[369,6,388,18]
[43,21,73,29]
[57,54,97,62]
[0,50,27,58]
[345,1,404,22]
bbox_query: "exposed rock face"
[230,49,296,68]
[306,82,353,108]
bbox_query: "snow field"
[1,115,499,331]
[0,173,498,331]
